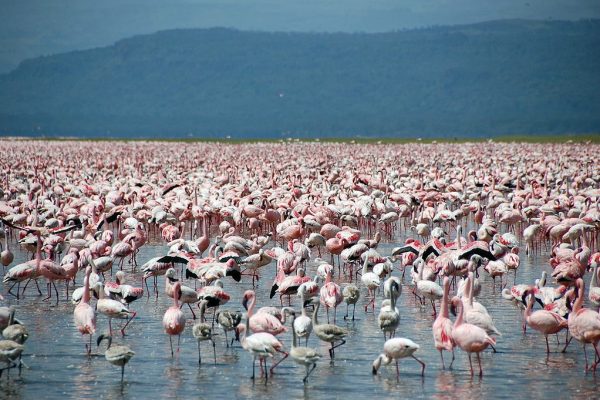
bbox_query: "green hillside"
[1,20,599,138]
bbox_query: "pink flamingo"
[111,236,138,270]
[73,266,96,355]
[163,282,186,356]
[450,296,496,376]
[242,290,288,336]
[522,288,567,354]
[325,237,347,267]
[432,277,455,369]
[275,268,311,306]
[566,279,600,371]
[236,319,288,380]
[319,269,343,323]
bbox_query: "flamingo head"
[242,290,255,310]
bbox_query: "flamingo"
[236,317,288,379]
[319,268,343,323]
[372,338,425,377]
[566,279,600,371]
[310,298,348,360]
[96,334,135,382]
[522,288,568,354]
[450,296,496,376]
[73,266,96,355]
[94,282,137,336]
[342,284,360,321]
[192,300,217,365]
[432,277,455,369]
[360,253,380,312]
[289,310,322,383]
[0,340,24,379]
[216,310,243,347]
[242,290,287,336]
[415,258,443,317]
[378,278,401,340]
[163,282,186,357]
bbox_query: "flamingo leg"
[169,335,174,357]
[197,340,202,365]
[439,349,445,369]
[121,311,137,336]
[187,303,197,319]
[143,277,151,299]
[269,350,289,375]
[53,281,59,305]
[476,352,482,377]
[412,355,426,376]
[561,334,573,353]
[468,353,474,376]
[212,339,216,364]
[303,363,317,383]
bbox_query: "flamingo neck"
[573,282,584,312]
[418,261,424,281]
[454,299,464,327]
[82,273,91,303]
[199,301,207,323]
[247,295,256,317]
[35,233,42,270]
[173,287,180,308]
[441,280,449,318]
[390,287,397,310]
[239,324,247,346]
[524,294,534,318]
[361,255,369,276]
[290,314,298,348]
[312,302,320,325]
[467,273,475,306]
[326,271,332,284]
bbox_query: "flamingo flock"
[0,139,598,387]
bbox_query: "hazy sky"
[1,0,599,73]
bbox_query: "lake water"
[1,228,598,400]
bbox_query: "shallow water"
[1,230,598,400]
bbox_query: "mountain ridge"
[1,19,599,138]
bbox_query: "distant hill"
[1,19,599,138]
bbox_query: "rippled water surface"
[1,229,598,399]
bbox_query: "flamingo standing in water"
[242,290,288,336]
[94,282,137,336]
[432,277,455,369]
[163,282,186,357]
[236,316,288,379]
[566,279,600,371]
[372,337,426,377]
[289,310,322,383]
[320,268,343,323]
[521,288,567,354]
[96,334,135,382]
[450,296,496,376]
[360,253,380,312]
[310,298,348,360]
[73,266,96,355]
[192,300,217,365]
